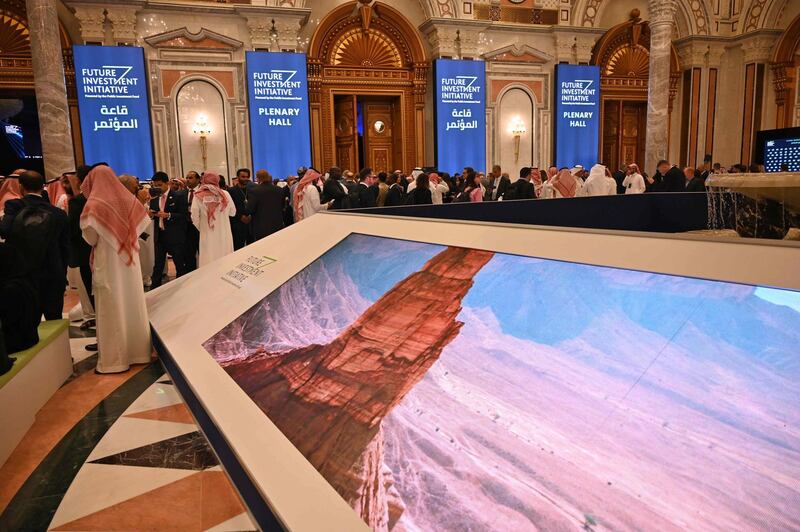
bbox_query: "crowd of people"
[0,153,773,375]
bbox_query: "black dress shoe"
[80,319,96,331]
[85,343,98,352]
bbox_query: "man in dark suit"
[67,166,93,302]
[510,167,535,200]
[655,160,686,192]
[248,170,285,241]
[322,166,350,210]
[183,170,201,271]
[355,168,377,209]
[684,166,706,192]
[0,171,69,320]
[484,165,510,201]
[228,168,253,250]
[149,171,188,288]
[384,172,405,206]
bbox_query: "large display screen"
[764,137,800,172]
[0,95,44,174]
[435,59,486,174]
[73,45,155,179]
[246,51,311,180]
[554,64,600,170]
[203,233,800,531]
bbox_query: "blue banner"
[554,64,600,170]
[435,59,486,174]
[73,45,155,180]
[246,52,311,179]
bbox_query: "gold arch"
[331,27,403,68]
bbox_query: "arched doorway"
[307,1,428,173]
[591,11,680,171]
[771,12,800,128]
[176,79,229,178]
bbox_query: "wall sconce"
[192,114,212,171]
[510,118,527,163]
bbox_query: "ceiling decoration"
[331,27,403,68]
[0,13,30,56]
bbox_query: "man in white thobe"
[622,164,646,194]
[579,164,614,197]
[80,166,151,374]
[191,172,236,267]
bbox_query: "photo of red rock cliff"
[203,234,800,531]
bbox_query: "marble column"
[26,0,75,179]
[644,0,677,174]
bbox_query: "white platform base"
[0,326,73,467]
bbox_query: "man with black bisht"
[0,171,70,321]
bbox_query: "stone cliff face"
[224,246,494,530]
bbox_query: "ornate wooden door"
[602,100,620,171]
[621,101,647,168]
[602,99,647,171]
[334,95,358,171]
[362,97,398,173]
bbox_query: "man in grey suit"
[248,169,285,241]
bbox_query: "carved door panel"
[391,99,403,173]
[602,100,620,171]
[362,97,395,173]
[334,95,358,171]
[621,101,646,167]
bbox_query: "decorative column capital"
[71,4,106,43]
[275,19,302,52]
[236,6,309,51]
[424,25,460,59]
[707,43,726,68]
[676,41,708,68]
[741,35,776,64]
[647,0,678,27]
[458,28,482,59]
[242,15,273,50]
[553,32,576,63]
[574,34,597,64]
[106,6,139,44]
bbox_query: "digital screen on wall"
[203,233,800,531]
[0,95,44,175]
[246,51,311,179]
[73,45,155,180]
[759,125,800,172]
[554,64,600,170]
[434,59,486,174]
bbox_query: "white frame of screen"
[146,213,800,531]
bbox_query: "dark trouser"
[230,219,249,251]
[152,239,187,288]
[184,226,200,272]
[79,262,94,307]
[36,276,66,321]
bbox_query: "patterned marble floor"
[0,288,256,531]
[47,374,255,531]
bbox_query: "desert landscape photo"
[203,234,800,531]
